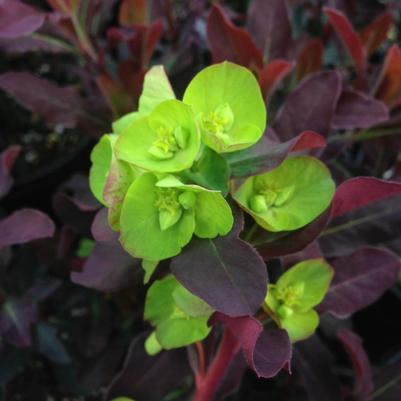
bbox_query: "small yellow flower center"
[200,103,234,146]
[148,125,188,160]
[249,185,295,214]
[274,282,305,319]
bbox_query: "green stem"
[31,33,78,54]
[243,222,259,242]
[71,12,98,62]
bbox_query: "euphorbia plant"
[88,61,341,400]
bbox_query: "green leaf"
[233,156,335,232]
[182,146,231,194]
[89,134,113,205]
[194,191,233,238]
[142,259,159,284]
[144,276,212,350]
[183,61,266,153]
[115,99,201,173]
[275,259,334,311]
[119,173,195,260]
[139,65,176,114]
[280,309,319,342]
[145,331,163,356]
[112,111,141,135]
[76,239,95,258]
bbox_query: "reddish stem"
[192,329,239,401]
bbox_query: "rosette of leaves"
[115,99,201,173]
[183,61,266,153]
[264,259,334,342]
[233,156,335,231]
[119,174,233,261]
[144,275,213,355]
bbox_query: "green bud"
[148,145,174,160]
[215,132,231,146]
[145,331,162,356]
[215,103,234,131]
[178,191,197,209]
[173,126,188,149]
[249,194,268,213]
[277,305,294,319]
[159,208,183,231]
[275,185,295,206]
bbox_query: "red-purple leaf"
[0,209,55,248]
[259,60,294,100]
[296,38,324,81]
[105,334,190,401]
[119,0,150,25]
[374,45,401,107]
[332,89,389,130]
[0,145,21,198]
[318,247,401,318]
[0,72,106,134]
[213,313,292,378]
[337,329,374,400]
[359,12,393,56]
[171,227,267,317]
[247,0,292,61]
[0,0,45,39]
[91,208,118,242]
[71,240,141,292]
[256,209,331,259]
[207,5,263,70]
[294,335,342,401]
[228,130,326,177]
[331,177,401,218]
[324,7,367,79]
[273,71,342,141]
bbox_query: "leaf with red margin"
[374,45,401,107]
[0,72,107,135]
[359,12,393,56]
[0,209,55,248]
[227,130,326,177]
[318,247,401,318]
[273,70,342,141]
[256,209,331,259]
[296,38,324,81]
[331,177,401,218]
[0,145,21,198]
[171,221,267,317]
[0,0,45,39]
[207,5,262,70]
[332,89,389,130]
[323,7,367,80]
[212,313,292,378]
[337,329,374,401]
[259,60,294,100]
[247,0,292,61]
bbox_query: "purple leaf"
[256,209,331,258]
[228,130,326,177]
[332,90,389,130]
[0,209,55,248]
[71,240,141,292]
[0,72,106,135]
[318,247,401,318]
[105,333,190,401]
[0,0,45,39]
[171,226,267,317]
[337,329,374,400]
[294,335,342,401]
[0,145,21,198]
[320,193,401,258]
[91,208,118,242]
[331,177,401,218]
[273,71,342,141]
[247,0,292,60]
[0,298,38,347]
[36,322,71,364]
[213,313,292,378]
[207,4,263,69]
